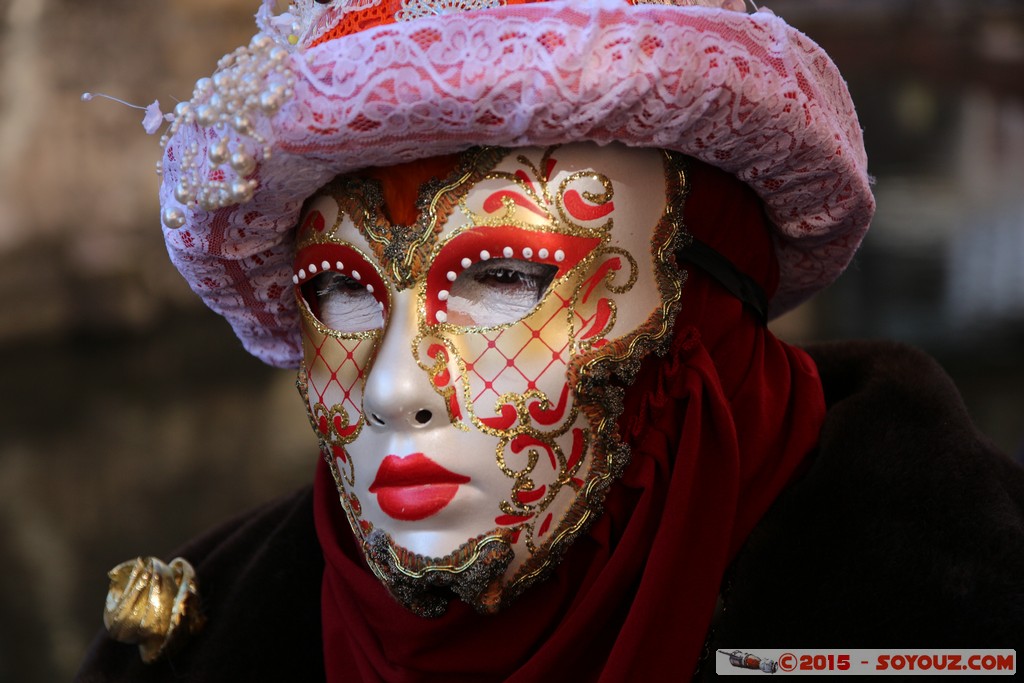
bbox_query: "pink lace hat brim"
[160,0,874,367]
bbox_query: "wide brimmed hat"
[158,0,873,368]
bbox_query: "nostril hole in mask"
[414,409,432,425]
[370,413,386,426]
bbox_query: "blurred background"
[0,0,1021,680]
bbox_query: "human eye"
[447,258,558,326]
[295,245,387,334]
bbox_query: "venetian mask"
[295,143,687,616]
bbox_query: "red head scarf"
[313,159,825,682]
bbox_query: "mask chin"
[364,528,516,617]
[295,143,688,616]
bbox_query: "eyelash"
[444,258,559,327]
[315,272,364,298]
[470,259,556,291]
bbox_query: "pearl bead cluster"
[293,260,376,297]
[432,246,565,323]
[160,33,297,229]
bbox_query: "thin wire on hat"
[81,92,174,136]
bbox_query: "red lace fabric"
[309,0,548,48]
[313,159,825,681]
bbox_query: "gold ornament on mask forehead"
[305,148,506,290]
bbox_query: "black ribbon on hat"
[678,237,769,325]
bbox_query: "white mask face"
[295,143,687,616]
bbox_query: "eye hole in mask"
[424,225,603,328]
[295,244,388,334]
[447,258,558,327]
[305,271,385,333]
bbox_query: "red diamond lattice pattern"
[304,328,370,420]
[464,291,599,407]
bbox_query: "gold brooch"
[103,556,204,663]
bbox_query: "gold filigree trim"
[308,147,507,290]
[379,532,511,578]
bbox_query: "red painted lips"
[369,453,470,521]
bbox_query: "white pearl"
[335,261,344,270]
[232,181,254,204]
[435,310,447,323]
[260,92,282,113]
[366,284,374,294]
[196,105,216,127]
[292,274,299,284]
[480,250,490,261]
[209,140,229,165]
[233,115,253,135]
[503,246,513,258]
[230,151,256,176]
[446,271,457,282]
[460,257,472,269]
[308,263,318,274]
[539,248,549,259]
[321,261,330,271]
[298,269,306,279]
[162,207,186,229]
[174,183,195,204]
[352,270,361,281]
[522,247,533,258]
[554,249,565,263]
[438,290,449,301]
